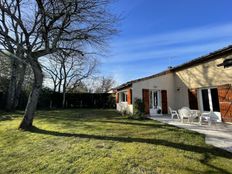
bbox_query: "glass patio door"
[200,88,221,120]
[150,91,159,109]
[149,90,162,116]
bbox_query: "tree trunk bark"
[13,63,26,110]
[5,58,17,111]
[19,59,43,130]
[62,89,66,108]
[62,67,67,108]
[62,81,66,108]
[58,66,63,93]
[58,79,62,93]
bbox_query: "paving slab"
[149,115,232,153]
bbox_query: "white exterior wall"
[116,88,133,114]
[175,57,232,89]
[173,73,189,109]
[132,73,176,113]
[116,102,133,114]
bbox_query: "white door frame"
[198,87,221,121]
[149,90,162,116]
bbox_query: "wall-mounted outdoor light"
[217,57,232,68]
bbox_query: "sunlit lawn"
[0,109,232,174]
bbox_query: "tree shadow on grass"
[0,114,22,121]
[37,115,181,132]
[28,126,232,173]
[199,152,232,174]
[29,126,232,161]
[91,120,181,131]
[0,111,24,121]
[0,115,13,121]
[36,113,123,124]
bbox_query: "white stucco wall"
[132,73,176,113]
[176,57,232,89]
[173,73,189,109]
[116,102,133,114]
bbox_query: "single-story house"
[115,45,232,122]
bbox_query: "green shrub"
[133,98,145,119]
[120,109,127,116]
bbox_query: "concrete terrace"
[149,115,232,153]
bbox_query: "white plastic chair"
[178,107,198,123]
[168,107,180,119]
[199,111,220,126]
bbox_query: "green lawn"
[0,109,232,174]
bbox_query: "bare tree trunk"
[13,63,26,109]
[5,58,17,111]
[58,79,62,93]
[58,66,63,93]
[62,89,66,108]
[62,80,66,108]
[19,59,43,130]
[62,65,67,108]
[53,84,57,93]
[6,58,26,111]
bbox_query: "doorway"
[200,88,221,121]
[149,90,161,116]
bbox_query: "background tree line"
[0,54,116,109]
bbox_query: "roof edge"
[115,44,232,90]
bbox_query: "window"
[120,92,127,102]
[201,88,220,112]
[149,91,152,108]
[201,89,210,111]
[149,90,160,109]
[153,92,158,108]
[210,88,220,112]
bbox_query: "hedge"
[0,90,116,110]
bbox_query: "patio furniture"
[199,111,220,126]
[178,107,199,123]
[190,109,201,119]
[168,107,180,119]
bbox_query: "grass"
[0,109,232,174]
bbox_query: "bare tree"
[43,51,97,108]
[0,15,27,111]
[0,0,117,129]
[42,57,62,93]
[0,54,33,109]
[9,59,28,109]
[0,54,33,88]
[67,81,89,93]
[0,56,10,79]
[0,56,10,92]
[95,76,115,93]
[0,54,26,110]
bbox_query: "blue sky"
[99,0,232,85]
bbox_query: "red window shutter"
[217,84,232,122]
[142,89,150,114]
[161,90,168,114]
[116,92,119,103]
[188,89,198,110]
[127,89,132,104]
